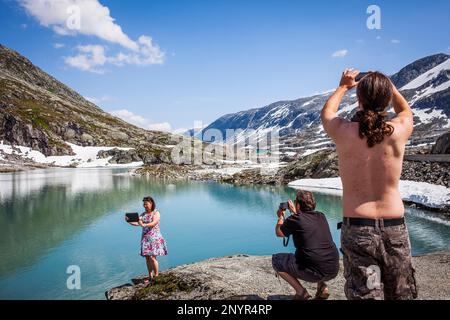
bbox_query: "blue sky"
[0,0,449,132]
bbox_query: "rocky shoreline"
[105,252,450,300]
[0,149,54,172]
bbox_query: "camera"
[279,202,288,210]
[355,71,371,82]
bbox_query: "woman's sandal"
[143,276,155,286]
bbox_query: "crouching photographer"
[272,190,339,300]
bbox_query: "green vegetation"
[133,273,195,300]
[29,108,50,131]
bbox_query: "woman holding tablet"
[125,196,168,285]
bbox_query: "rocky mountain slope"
[0,44,180,164]
[198,53,450,156]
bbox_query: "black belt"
[337,217,405,229]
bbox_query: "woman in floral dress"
[126,196,168,284]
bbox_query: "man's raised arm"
[390,84,414,138]
[321,69,359,139]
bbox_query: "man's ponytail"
[355,72,395,148]
[352,109,394,148]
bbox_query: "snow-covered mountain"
[198,53,450,156]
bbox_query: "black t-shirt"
[280,211,339,278]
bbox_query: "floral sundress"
[140,210,168,257]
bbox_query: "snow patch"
[413,108,449,127]
[0,143,143,168]
[194,161,287,176]
[337,101,358,115]
[301,147,329,157]
[288,177,450,210]
[409,80,450,107]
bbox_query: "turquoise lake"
[0,168,449,300]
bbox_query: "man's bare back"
[335,120,408,219]
[321,69,414,220]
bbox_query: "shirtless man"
[320,69,418,300]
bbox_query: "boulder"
[431,131,450,154]
[97,148,142,164]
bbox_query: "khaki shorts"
[341,222,418,300]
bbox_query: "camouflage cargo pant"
[341,221,418,300]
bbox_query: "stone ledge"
[106,252,450,300]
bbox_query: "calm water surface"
[0,168,449,299]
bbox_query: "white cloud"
[20,0,135,49]
[64,41,164,73]
[84,95,111,104]
[64,44,108,73]
[331,49,348,58]
[109,109,172,132]
[53,43,65,49]
[376,36,382,40]
[391,39,401,44]
[19,0,164,72]
[85,97,99,103]
[148,122,172,132]
[109,109,151,128]
[172,127,189,135]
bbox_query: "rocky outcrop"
[133,164,195,179]
[431,131,450,154]
[97,148,142,164]
[277,149,339,184]
[105,252,450,300]
[0,109,73,156]
[224,168,280,186]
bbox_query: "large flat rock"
[106,252,450,300]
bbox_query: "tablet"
[125,212,140,223]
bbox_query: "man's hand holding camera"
[277,208,285,220]
[277,199,298,224]
[287,199,297,214]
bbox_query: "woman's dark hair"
[354,71,395,148]
[295,190,316,212]
[143,196,156,211]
